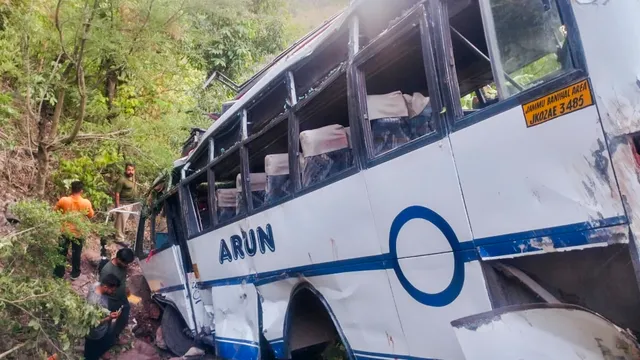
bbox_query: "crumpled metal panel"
[452,303,640,360]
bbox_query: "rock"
[155,327,167,350]
[82,248,101,269]
[116,340,162,360]
[184,347,206,358]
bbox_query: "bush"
[0,200,107,359]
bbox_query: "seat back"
[299,124,352,187]
[265,153,291,204]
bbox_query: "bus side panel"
[450,105,624,242]
[364,138,474,255]
[572,1,640,260]
[257,271,409,359]
[385,256,491,359]
[211,284,261,360]
[188,173,382,285]
[138,246,194,330]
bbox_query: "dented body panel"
[572,0,640,276]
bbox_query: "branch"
[128,0,156,55]
[49,129,132,151]
[55,0,70,59]
[163,0,186,28]
[0,297,66,357]
[0,342,27,359]
[59,0,99,146]
[11,291,54,304]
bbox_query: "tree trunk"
[35,143,49,196]
[106,69,117,111]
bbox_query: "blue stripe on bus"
[472,215,627,247]
[215,337,259,359]
[477,223,629,259]
[353,349,439,360]
[268,338,285,358]
[196,215,627,290]
[156,284,185,294]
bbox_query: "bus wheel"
[161,305,194,356]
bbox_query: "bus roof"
[184,7,349,167]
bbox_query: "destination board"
[522,79,593,127]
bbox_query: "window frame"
[431,0,589,132]
[244,112,295,212]
[351,3,448,168]
[134,198,177,260]
[291,65,358,195]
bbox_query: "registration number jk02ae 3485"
[522,79,594,127]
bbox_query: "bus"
[133,0,640,359]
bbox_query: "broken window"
[480,0,573,98]
[355,0,422,48]
[295,72,354,188]
[293,29,348,100]
[246,115,292,208]
[187,171,211,233]
[214,113,243,158]
[246,78,289,136]
[357,16,436,157]
[211,148,245,224]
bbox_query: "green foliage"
[0,200,106,358]
[52,148,122,210]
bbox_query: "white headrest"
[299,124,349,158]
[403,92,430,118]
[236,173,267,192]
[367,91,409,120]
[265,154,290,176]
[216,188,237,208]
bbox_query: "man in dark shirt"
[85,274,121,360]
[114,163,138,243]
[99,248,135,345]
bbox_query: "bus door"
[134,194,206,335]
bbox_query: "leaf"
[28,319,41,330]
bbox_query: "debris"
[155,327,167,350]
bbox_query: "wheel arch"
[282,282,355,360]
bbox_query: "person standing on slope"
[54,180,94,279]
[113,163,138,244]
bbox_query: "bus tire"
[161,305,194,356]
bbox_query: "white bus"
[134,0,640,359]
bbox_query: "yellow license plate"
[522,79,593,127]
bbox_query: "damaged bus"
[134,0,640,358]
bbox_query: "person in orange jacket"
[53,180,95,279]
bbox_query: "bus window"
[356,0,414,46]
[214,113,243,158]
[358,23,435,156]
[293,30,348,99]
[246,115,292,208]
[295,72,354,188]
[480,0,573,98]
[153,208,169,250]
[246,78,288,136]
[187,171,212,232]
[211,148,245,224]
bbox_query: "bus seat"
[299,124,352,187]
[265,153,291,204]
[367,92,412,155]
[216,188,237,223]
[155,232,169,249]
[236,173,267,210]
[404,92,434,139]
